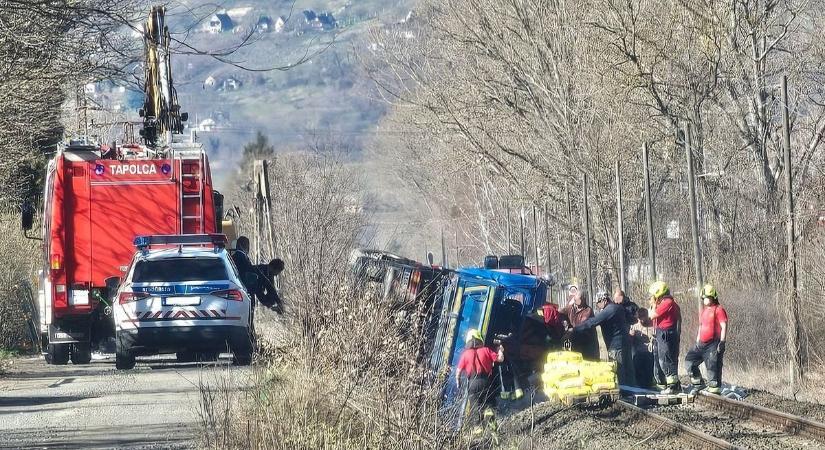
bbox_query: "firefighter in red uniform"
[647,281,682,394]
[455,329,504,431]
[685,284,729,394]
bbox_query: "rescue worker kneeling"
[455,329,504,433]
[685,284,729,394]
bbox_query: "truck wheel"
[176,351,196,363]
[70,342,92,365]
[115,336,135,370]
[49,343,70,365]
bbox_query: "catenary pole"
[583,173,594,300]
[685,122,704,312]
[615,161,626,290]
[782,74,803,390]
[643,143,657,280]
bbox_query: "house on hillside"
[274,16,286,33]
[302,9,336,31]
[256,15,274,32]
[204,13,233,33]
[221,77,242,91]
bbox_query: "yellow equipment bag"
[590,381,617,391]
[556,376,585,389]
[546,351,583,363]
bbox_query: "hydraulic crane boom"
[141,6,187,148]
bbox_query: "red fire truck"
[21,6,223,364]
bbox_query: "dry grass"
[0,213,40,353]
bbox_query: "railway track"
[694,391,825,445]
[615,400,738,449]
[620,390,825,449]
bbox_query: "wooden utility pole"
[565,182,577,278]
[252,160,275,263]
[582,173,594,299]
[643,143,657,280]
[615,161,626,290]
[782,74,803,389]
[544,204,552,278]
[441,227,448,269]
[533,205,540,275]
[506,204,512,254]
[520,207,526,259]
[685,123,704,312]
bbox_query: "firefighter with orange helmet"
[647,281,682,394]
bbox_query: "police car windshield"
[133,257,227,283]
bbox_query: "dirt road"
[0,355,250,449]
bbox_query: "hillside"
[159,0,412,186]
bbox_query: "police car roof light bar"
[133,234,227,250]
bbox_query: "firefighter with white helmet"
[685,284,729,394]
[647,281,682,394]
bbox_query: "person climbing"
[647,281,682,394]
[560,288,599,360]
[455,329,504,433]
[254,258,285,313]
[685,284,729,394]
[565,291,635,386]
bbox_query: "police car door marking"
[210,309,221,317]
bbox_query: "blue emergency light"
[133,234,228,250]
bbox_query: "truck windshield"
[132,258,228,282]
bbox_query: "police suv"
[112,234,254,369]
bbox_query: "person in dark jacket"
[566,291,635,386]
[254,258,284,313]
[560,289,599,360]
[231,236,256,293]
[614,288,639,326]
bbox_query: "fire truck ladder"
[180,153,205,234]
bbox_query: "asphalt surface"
[0,354,251,449]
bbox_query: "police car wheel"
[70,343,92,365]
[115,335,135,370]
[49,343,70,365]
[232,352,252,366]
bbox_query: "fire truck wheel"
[48,343,70,365]
[176,351,196,363]
[70,343,92,365]
[115,336,135,370]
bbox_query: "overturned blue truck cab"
[428,259,555,421]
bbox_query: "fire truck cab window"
[133,258,228,282]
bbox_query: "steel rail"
[616,400,740,449]
[695,391,825,444]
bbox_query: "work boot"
[706,382,722,394]
[691,377,705,388]
[512,388,524,400]
[655,384,667,391]
[660,386,677,395]
[499,391,512,400]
